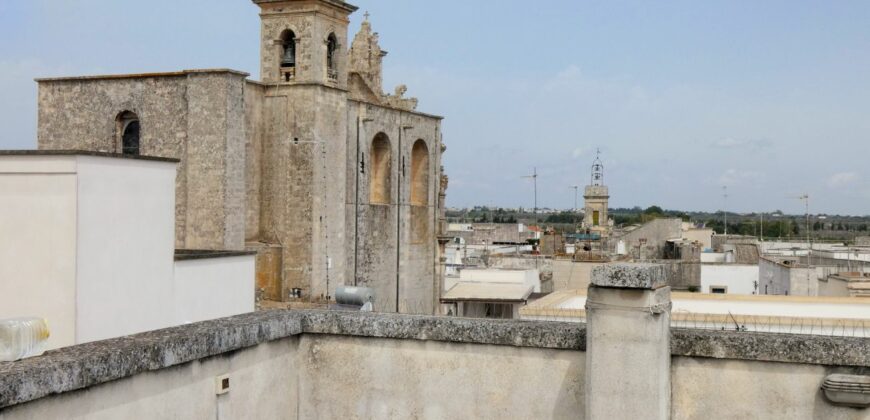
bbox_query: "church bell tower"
[252,0,357,86]
[583,150,611,236]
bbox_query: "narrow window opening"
[116,111,140,155]
[326,33,338,82]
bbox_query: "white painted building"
[442,268,540,319]
[700,264,759,295]
[521,289,870,336]
[0,152,255,350]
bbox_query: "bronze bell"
[281,42,295,67]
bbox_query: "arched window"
[280,30,296,82]
[116,111,140,155]
[326,33,338,81]
[410,140,429,206]
[370,133,391,204]
[281,30,296,68]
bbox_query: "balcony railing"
[327,68,338,82]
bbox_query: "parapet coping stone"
[0,150,180,163]
[174,249,258,261]
[591,263,668,289]
[34,68,250,82]
[2,309,870,410]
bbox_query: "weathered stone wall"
[244,81,265,241]
[610,218,683,259]
[298,335,583,418]
[37,74,189,247]
[34,1,446,312]
[36,70,249,250]
[346,100,441,313]
[672,357,865,419]
[185,72,247,250]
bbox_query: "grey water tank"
[335,286,375,307]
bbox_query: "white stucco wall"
[173,256,256,324]
[74,157,177,343]
[700,264,759,295]
[459,268,540,292]
[0,154,183,348]
[0,156,78,349]
[700,252,725,263]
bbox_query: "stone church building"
[35,0,448,314]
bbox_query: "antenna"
[722,186,728,235]
[521,168,538,223]
[569,185,579,213]
[789,194,811,254]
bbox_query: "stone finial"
[591,263,667,289]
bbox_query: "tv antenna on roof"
[521,167,538,223]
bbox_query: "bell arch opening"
[370,133,391,205]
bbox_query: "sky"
[1,1,869,215]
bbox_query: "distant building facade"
[35,0,447,314]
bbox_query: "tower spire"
[591,148,604,186]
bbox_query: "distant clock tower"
[583,150,611,237]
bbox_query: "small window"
[116,111,140,155]
[710,286,727,294]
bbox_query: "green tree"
[644,205,664,215]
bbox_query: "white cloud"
[827,172,859,188]
[572,147,585,159]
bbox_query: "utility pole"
[522,168,538,223]
[722,186,728,235]
[789,193,811,264]
[570,185,579,213]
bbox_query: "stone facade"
[35,0,446,313]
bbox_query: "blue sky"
[1,1,869,215]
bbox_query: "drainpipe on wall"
[354,114,361,286]
[396,112,403,313]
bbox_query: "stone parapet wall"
[2,309,870,418]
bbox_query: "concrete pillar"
[585,263,672,419]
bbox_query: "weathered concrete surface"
[4,309,870,418]
[0,310,302,409]
[591,263,668,289]
[585,285,672,420]
[672,328,870,367]
[298,334,583,419]
[301,309,586,350]
[672,357,870,420]
[0,338,298,420]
